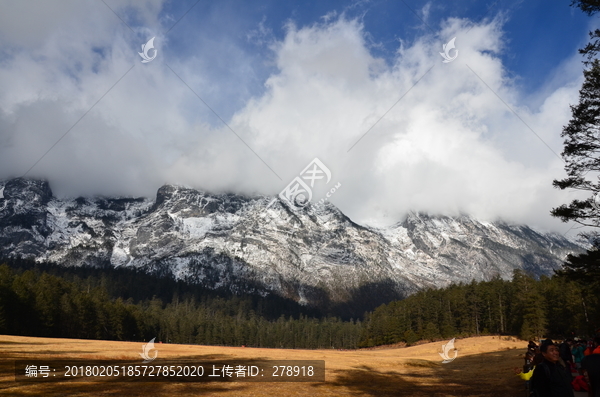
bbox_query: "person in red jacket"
[585,340,596,356]
[593,337,600,355]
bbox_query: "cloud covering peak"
[0,1,586,232]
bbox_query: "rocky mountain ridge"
[0,178,584,312]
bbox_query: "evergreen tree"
[551,58,600,231]
[558,248,600,287]
[421,321,441,341]
[572,1,600,65]
[403,329,419,345]
[519,292,547,341]
[551,0,600,303]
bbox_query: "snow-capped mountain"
[0,178,584,310]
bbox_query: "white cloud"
[0,3,587,233]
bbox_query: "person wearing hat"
[530,341,575,397]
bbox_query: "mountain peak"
[2,177,53,205]
[0,177,585,314]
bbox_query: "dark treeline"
[0,261,361,349]
[0,257,323,320]
[359,270,600,347]
[1,259,599,349]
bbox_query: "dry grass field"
[0,335,530,396]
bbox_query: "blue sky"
[0,0,597,232]
[90,0,597,123]
[155,0,593,103]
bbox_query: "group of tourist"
[517,337,600,397]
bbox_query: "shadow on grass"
[2,380,246,396]
[1,357,251,396]
[312,349,527,397]
[1,355,323,396]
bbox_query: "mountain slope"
[0,178,584,312]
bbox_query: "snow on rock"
[0,177,586,308]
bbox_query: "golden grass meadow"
[0,335,528,396]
